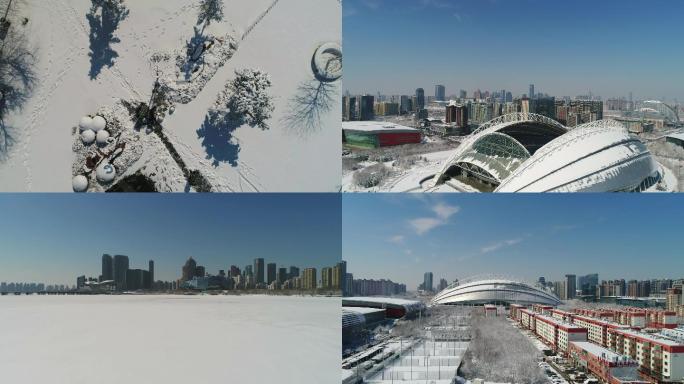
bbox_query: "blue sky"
[344,0,684,102]
[0,194,341,285]
[343,194,684,290]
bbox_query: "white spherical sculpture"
[96,162,116,183]
[72,175,89,192]
[81,129,96,144]
[92,115,107,132]
[96,130,110,145]
[79,116,94,131]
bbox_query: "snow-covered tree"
[210,68,274,130]
[197,0,224,28]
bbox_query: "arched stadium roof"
[428,113,668,192]
[431,279,561,306]
[495,120,660,192]
[432,113,567,185]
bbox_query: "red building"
[568,341,650,384]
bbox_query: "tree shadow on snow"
[0,121,17,161]
[0,29,37,161]
[87,0,129,80]
[282,79,337,138]
[196,112,241,167]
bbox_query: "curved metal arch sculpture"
[430,113,568,187]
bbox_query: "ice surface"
[0,295,340,383]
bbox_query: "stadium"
[418,113,676,192]
[431,279,561,306]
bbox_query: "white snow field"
[0,295,340,383]
[0,0,341,191]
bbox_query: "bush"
[353,163,391,188]
[393,155,425,169]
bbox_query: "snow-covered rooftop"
[571,341,622,360]
[666,132,684,142]
[342,121,420,134]
[343,306,387,315]
[343,296,424,307]
[612,328,684,347]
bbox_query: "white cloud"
[405,202,460,235]
[431,203,460,220]
[387,235,404,244]
[480,238,523,254]
[408,217,443,235]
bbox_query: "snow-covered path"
[0,295,341,383]
[0,0,341,191]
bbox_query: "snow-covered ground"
[0,0,341,191]
[0,295,340,383]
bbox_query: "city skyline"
[343,194,684,289]
[344,0,684,102]
[0,194,341,285]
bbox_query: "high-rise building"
[459,89,467,99]
[435,85,445,102]
[554,280,566,300]
[254,258,264,284]
[195,265,205,278]
[289,266,300,279]
[348,96,358,121]
[415,88,425,111]
[438,278,448,291]
[77,275,86,289]
[230,265,240,277]
[578,273,598,296]
[565,274,577,300]
[360,95,375,121]
[126,269,145,291]
[267,263,276,284]
[182,257,197,282]
[277,267,287,285]
[302,268,317,290]
[399,95,412,115]
[535,97,556,120]
[667,288,682,311]
[446,104,468,127]
[321,267,332,289]
[529,84,535,99]
[113,255,129,291]
[332,261,347,293]
[101,254,113,282]
[350,278,407,296]
[342,95,349,121]
[423,272,433,292]
[148,260,154,285]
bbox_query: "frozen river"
[0,294,340,383]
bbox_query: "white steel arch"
[430,113,567,187]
